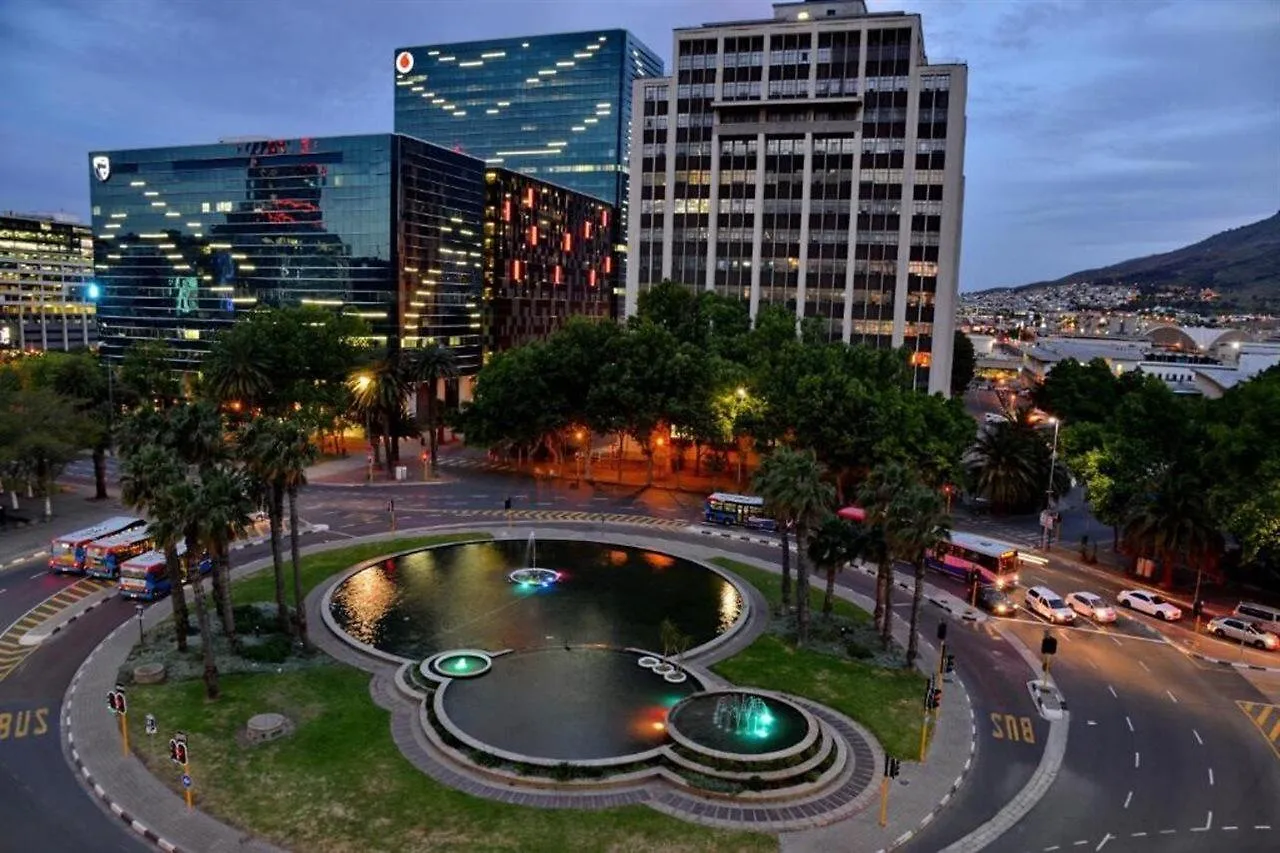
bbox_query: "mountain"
[1014,211,1280,305]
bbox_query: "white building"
[625,0,966,394]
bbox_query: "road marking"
[1223,826,1237,831]
[1166,689,1178,704]
[1191,811,1213,832]
[1138,660,1150,672]
[1255,825,1271,830]
[1095,834,1113,851]
[1208,767,1214,786]
[29,572,43,579]
[1126,716,1134,732]
[1159,829,1176,835]
[1235,701,1280,759]
[1123,790,1132,809]
[1134,751,1140,768]
[1044,847,1060,852]
[1193,729,1203,745]
[1072,842,1087,848]
[1108,685,1117,698]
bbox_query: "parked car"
[1117,589,1183,621]
[1025,586,1075,624]
[1208,616,1280,651]
[1066,591,1117,623]
[977,585,1016,617]
[1233,602,1280,631]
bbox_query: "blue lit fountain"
[507,532,560,587]
[713,694,775,739]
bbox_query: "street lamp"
[353,374,374,479]
[1042,416,1060,550]
[135,603,145,646]
[734,387,748,485]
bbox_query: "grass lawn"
[710,558,926,759]
[132,535,773,853]
[231,533,490,606]
[717,558,869,624]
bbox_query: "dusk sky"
[1,0,1276,290]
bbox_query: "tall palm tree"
[753,451,798,615]
[349,359,409,475]
[858,461,914,641]
[886,485,951,667]
[202,332,272,411]
[120,445,190,652]
[278,418,318,645]
[163,477,221,700]
[755,447,835,645]
[194,465,256,648]
[1123,469,1222,589]
[807,515,863,618]
[237,419,291,635]
[400,342,458,479]
[965,421,1071,514]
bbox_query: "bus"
[83,527,155,581]
[117,544,212,601]
[704,493,776,532]
[49,516,145,574]
[925,531,1021,590]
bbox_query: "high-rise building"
[0,212,96,351]
[87,134,485,371]
[393,29,662,304]
[482,169,616,356]
[627,0,966,394]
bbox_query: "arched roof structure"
[1144,325,1247,353]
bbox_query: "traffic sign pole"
[120,711,129,757]
[878,776,890,827]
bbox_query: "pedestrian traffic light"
[169,738,180,763]
[936,622,948,642]
[944,653,956,675]
[888,757,901,778]
[106,687,127,715]
[175,740,188,766]
[107,691,119,715]
[928,687,943,711]
[967,569,979,588]
[1041,635,1058,657]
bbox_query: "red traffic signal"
[928,687,943,711]
[107,691,119,714]
[106,688,127,715]
[175,740,188,765]
[168,738,180,763]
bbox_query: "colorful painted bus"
[48,516,145,574]
[118,544,212,601]
[925,531,1021,590]
[703,492,777,532]
[84,527,155,580]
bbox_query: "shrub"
[240,634,293,663]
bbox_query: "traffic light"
[1041,634,1058,657]
[106,687,127,715]
[928,687,943,711]
[936,622,948,642]
[888,757,901,778]
[967,568,979,588]
[169,738,180,763]
[107,691,119,715]
[923,675,935,709]
[175,740,188,766]
[944,653,956,675]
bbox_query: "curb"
[20,589,114,646]
[851,563,987,625]
[695,526,790,549]
[1186,649,1280,673]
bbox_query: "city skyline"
[1,0,1277,290]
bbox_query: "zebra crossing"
[0,577,104,683]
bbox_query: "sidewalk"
[0,490,128,569]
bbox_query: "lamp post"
[135,603,145,646]
[1042,417,1060,550]
[354,374,373,480]
[734,387,747,485]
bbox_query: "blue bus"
[704,492,776,532]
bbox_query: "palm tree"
[277,418,318,645]
[755,447,835,645]
[965,421,1071,514]
[120,445,190,652]
[349,359,409,475]
[400,342,458,479]
[162,477,221,700]
[753,451,798,615]
[237,419,291,635]
[194,465,256,648]
[1122,469,1222,589]
[807,515,862,618]
[886,485,951,667]
[858,461,914,641]
[202,332,272,412]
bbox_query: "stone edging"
[1184,648,1280,673]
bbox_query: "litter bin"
[395,465,407,481]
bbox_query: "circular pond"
[329,538,744,660]
[438,648,698,761]
[667,691,810,756]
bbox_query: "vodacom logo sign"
[395,51,414,75]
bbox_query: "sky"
[0,0,1277,290]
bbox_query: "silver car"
[1208,616,1279,651]
[1066,591,1117,623]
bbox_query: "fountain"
[713,694,776,739]
[507,532,561,587]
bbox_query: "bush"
[845,641,874,659]
[240,634,293,663]
[552,762,575,782]
[234,603,281,636]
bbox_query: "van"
[1025,586,1075,624]
[1233,602,1280,628]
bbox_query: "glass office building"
[393,30,662,242]
[88,134,486,372]
[0,212,96,351]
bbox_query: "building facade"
[626,0,967,394]
[482,169,616,356]
[87,134,486,371]
[0,212,96,351]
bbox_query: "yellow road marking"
[1237,701,1280,760]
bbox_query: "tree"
[202,326,272,411]
[401,342,459,478]
[950,330,977,397]
[6,387,86,518]
[754,447,835,645]
[1123,468,1222,589]
[1031,358,1124,425]
[886,485,951,667]
[120,444,191,652]
[964,417,1069,514]
[118,340,180,407]
[42,351,113,499]
[858,462,914,646]
[278,419,318,645]
[163,477,220,700]
[238,419,292,636]
[349,358,410,474]
[193,465,256,650]
[807,515,862,617]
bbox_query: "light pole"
[734,387,747,486]
[135,603,145,646]
[1042,417,1060,550]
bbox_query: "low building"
[0,212,97,351]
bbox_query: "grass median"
[127,535,772,853]
[710,557,926,759]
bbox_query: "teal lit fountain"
[713,694,776,739]
[507,532,560,587]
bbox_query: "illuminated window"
[588,268,597,287]
[528,226,538,246]
[511,259,522,281]
[604,256,612,274]
[562,232,573,252]
[554,264,563,284]
[584,221,593,239]
[502,199,511,222]
[601,209,610,229]
[910,351,932,368]
[524,187,535,208]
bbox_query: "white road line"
[1045,847,1060,852]
[1073,842,1088,848]
[1138,660,1150,672]
[1223,826,1237,831]
[1126,716,1134,732]
[1208,767,1214,786]
[1131,832,1147,838]
[1166,689,1179,704]
[1191,811,1213,832]
[1193,729,1203,746]
[1108,685,1117,698]
[1095,835,1114,851]
[30,571,43,579]
[1255,825,1271,830]
[1088,658,1099,669]
[1134,751,1140,768]
[1123,790,1133,809]
[1159,829,1177,835]
[1111,635,1123,646]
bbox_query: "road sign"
[144,713,157,736]
[181,774,192,789]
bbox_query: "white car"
[983,412,1006,425]
[1208,616,1280,651]
[1066,591,1117,623]
[1117,589,1183,621]
[1025,586,1075,624]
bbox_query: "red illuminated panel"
[524,187,535,208]
[511,260,522,281]
[528,226,538,246]
[583,221,593,239]
[562,232,572,252]
[911,351,932,367]
[554,264,563,285]
[502,199,511,222]
[601,209,610,229]
[604,256,612,274]
[588,268,596,287]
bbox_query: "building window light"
[165,211,181,217]
[585,118,598,124]
[574,52,592,59]
[486,108,499,114]
[459,60,483,67]
[143,191,159,197]
[454,111,467,116]
[427,50,440,56]
[547,141,567,147]
[151,201,167,207]
[537,69,556,75]
[497,100,511,106]
[129,180,146,187]
[556,61,575,67]
[597,102,611,108]
[572,126,586,132]
[438,55,456,62]
[110,212,127,219]
[521,42,529,48]
[481,51,506,58]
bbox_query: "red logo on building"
[396,51,414,75]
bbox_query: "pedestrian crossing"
[1236,701,1280,761]
[0,578,104,683]
[432,456,514,473]
[421,508,692,528]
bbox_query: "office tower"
[627,0,966,394]
[0,212,96,351]
[482,169,617,356]
[393,30,662,301]
[87,134,485,371]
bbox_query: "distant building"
[0,212,96,351]
[87,135,485,371]
[626,0,967,395]
[482,169,616,357]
